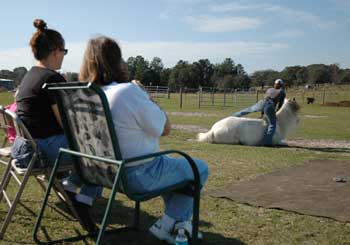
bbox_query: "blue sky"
[0,0,349,74]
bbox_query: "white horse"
[197,99,300,146]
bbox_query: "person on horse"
[262,78,286,146]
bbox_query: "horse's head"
[287,99,301,114]
[276,98,301,139]
[279,98,301,115]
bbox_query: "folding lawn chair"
[0,109,77,239]
[33,82,202,244]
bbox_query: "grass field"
[0,90,349,244]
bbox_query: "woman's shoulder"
[103,81,149,100]
[104,81,143,93]
[28,66,66,83]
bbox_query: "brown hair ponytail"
[30,19,65,60]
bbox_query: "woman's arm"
[51,104,63,128]
[162,113,171,136]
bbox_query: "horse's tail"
[197,130,214,143]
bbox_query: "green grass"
[0,90,350,244]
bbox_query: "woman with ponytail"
[15,19,101,232]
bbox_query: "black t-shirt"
[16,66,66,139]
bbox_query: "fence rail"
[147,86,350,109]
[144,86,170,98]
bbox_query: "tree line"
[1,56,349,89]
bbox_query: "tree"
[215,74,235,89]
[235,64,245,75]
[233,74,251,89]
[134,56,149,82]
[281,66,303,87]
[211,58,238,88]
[307,64,331,85]
[168,60,191,89]
[329,63,340,84]
[126,56,137,79]
[295,67,308,85]
[339,69,350,84]
[148,57,164,85]
[12,67,27,85]
[193,59,214,87]
[160,68,171,86]
[250,70,280,87]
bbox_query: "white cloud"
[209,2,336,30]
[0,47,35,71]
[0,40,288,73]
[274,30,304,38]
[210,2,270,12]
[184,16,261,32]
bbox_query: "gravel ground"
[168,111,217,117]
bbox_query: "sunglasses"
[59,48,68,55]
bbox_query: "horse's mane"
[279,98,301,114]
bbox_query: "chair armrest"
[59,148,122,166]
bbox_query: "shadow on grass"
[0,196,244,244]
[102,229,245,245]
[287,145,350,154]
[53,197,245,244]
[223,143,350,154]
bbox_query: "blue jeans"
[263,99,277,145]
[35,134,103,199]
[232,100,264,117]
[124,155,209,221]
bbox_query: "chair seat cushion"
[0,146,12,157]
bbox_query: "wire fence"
[144,86,170,98]
[145,85,350,109]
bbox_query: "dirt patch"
[323,101,350,107]
[286,139,350,149]
[172,124,209,133]
[168,112,217,117]
[302,115,328,118]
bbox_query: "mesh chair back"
[46,83,122,188]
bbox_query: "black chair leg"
[133,201,140,230]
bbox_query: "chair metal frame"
[0,106,12,164]
[0,109,77,240]
[33,82,202,244]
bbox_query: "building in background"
[0,79,15,91]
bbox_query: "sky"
[0,0,349,74]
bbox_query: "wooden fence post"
[198,87,201,108]
[180,87,183,109]
[224,89,226,107]
[322,88,326,105]
[302,90,305,104]
[211,88,214,106]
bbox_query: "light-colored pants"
[232,100,264,117]
[124,155,209,221]
[35,134,103,198]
